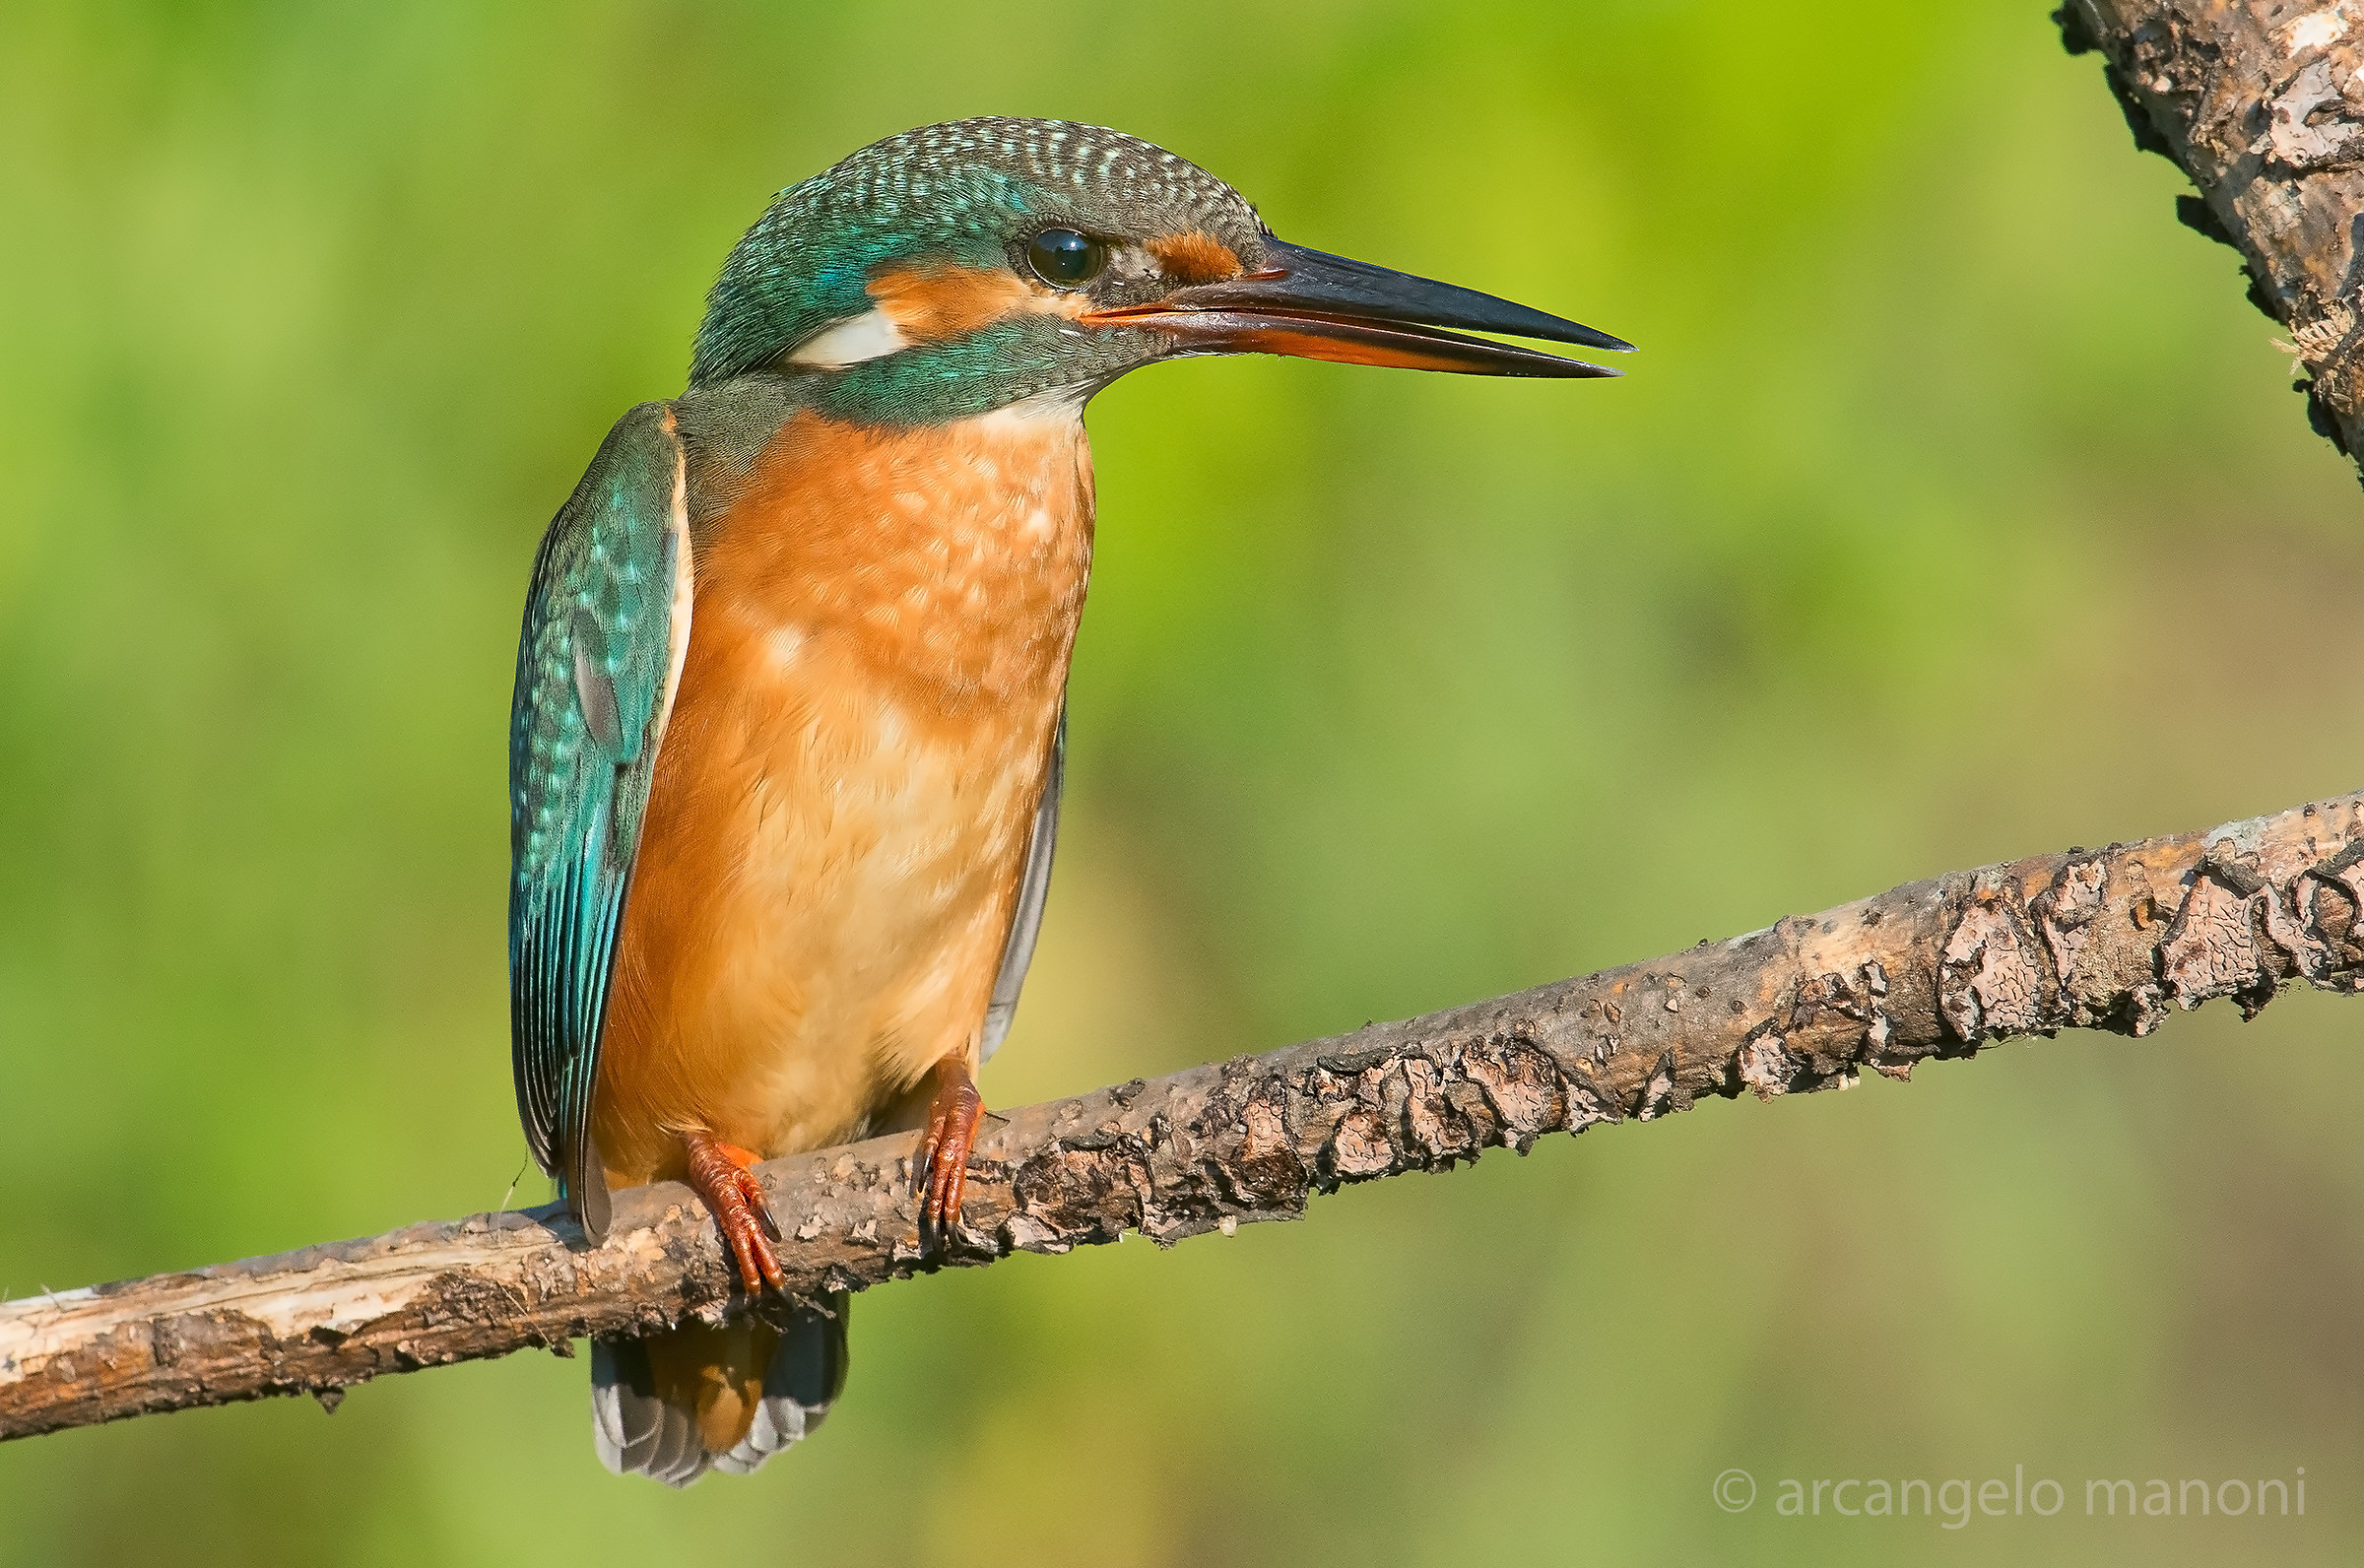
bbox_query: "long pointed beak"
[1083,237,1633,377]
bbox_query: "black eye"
[1025,229,1106,289]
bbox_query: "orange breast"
[593,397,1094,1186]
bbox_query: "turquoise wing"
[508,403,690,1242]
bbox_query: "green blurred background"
[4,2,2360,1563]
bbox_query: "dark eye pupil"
[1026,229,1104,288]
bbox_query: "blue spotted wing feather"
[509,403,690,1241]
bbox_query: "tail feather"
[710,1298,849,1472]
[590,1337,708,1486]
[592,1294,849,1487]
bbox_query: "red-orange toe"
[914,1057,984,1242]
[685,1133,783,1293]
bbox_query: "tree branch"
[2061,0,2364,472]
[5,790,2360,1442]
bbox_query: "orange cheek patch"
[1149,230,1243,284]
[866,263,1038,342]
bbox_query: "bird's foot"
[684,1134,782,1293]
[914,1057,984,1244]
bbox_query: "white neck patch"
[786,309,911,367]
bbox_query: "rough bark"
[2060,0,2364,471]
[4,790,2360,1443]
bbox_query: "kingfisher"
[508,116,1629,1486]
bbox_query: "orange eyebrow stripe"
[1148,230,1243,284]
[867,264,1036,342]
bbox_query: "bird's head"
[690,117,1631,423]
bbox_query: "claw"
[685,1134,783,1293]
[913,1057,983,1246]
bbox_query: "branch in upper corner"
[3,790,2360,1443]
[2062,1,2364,473]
